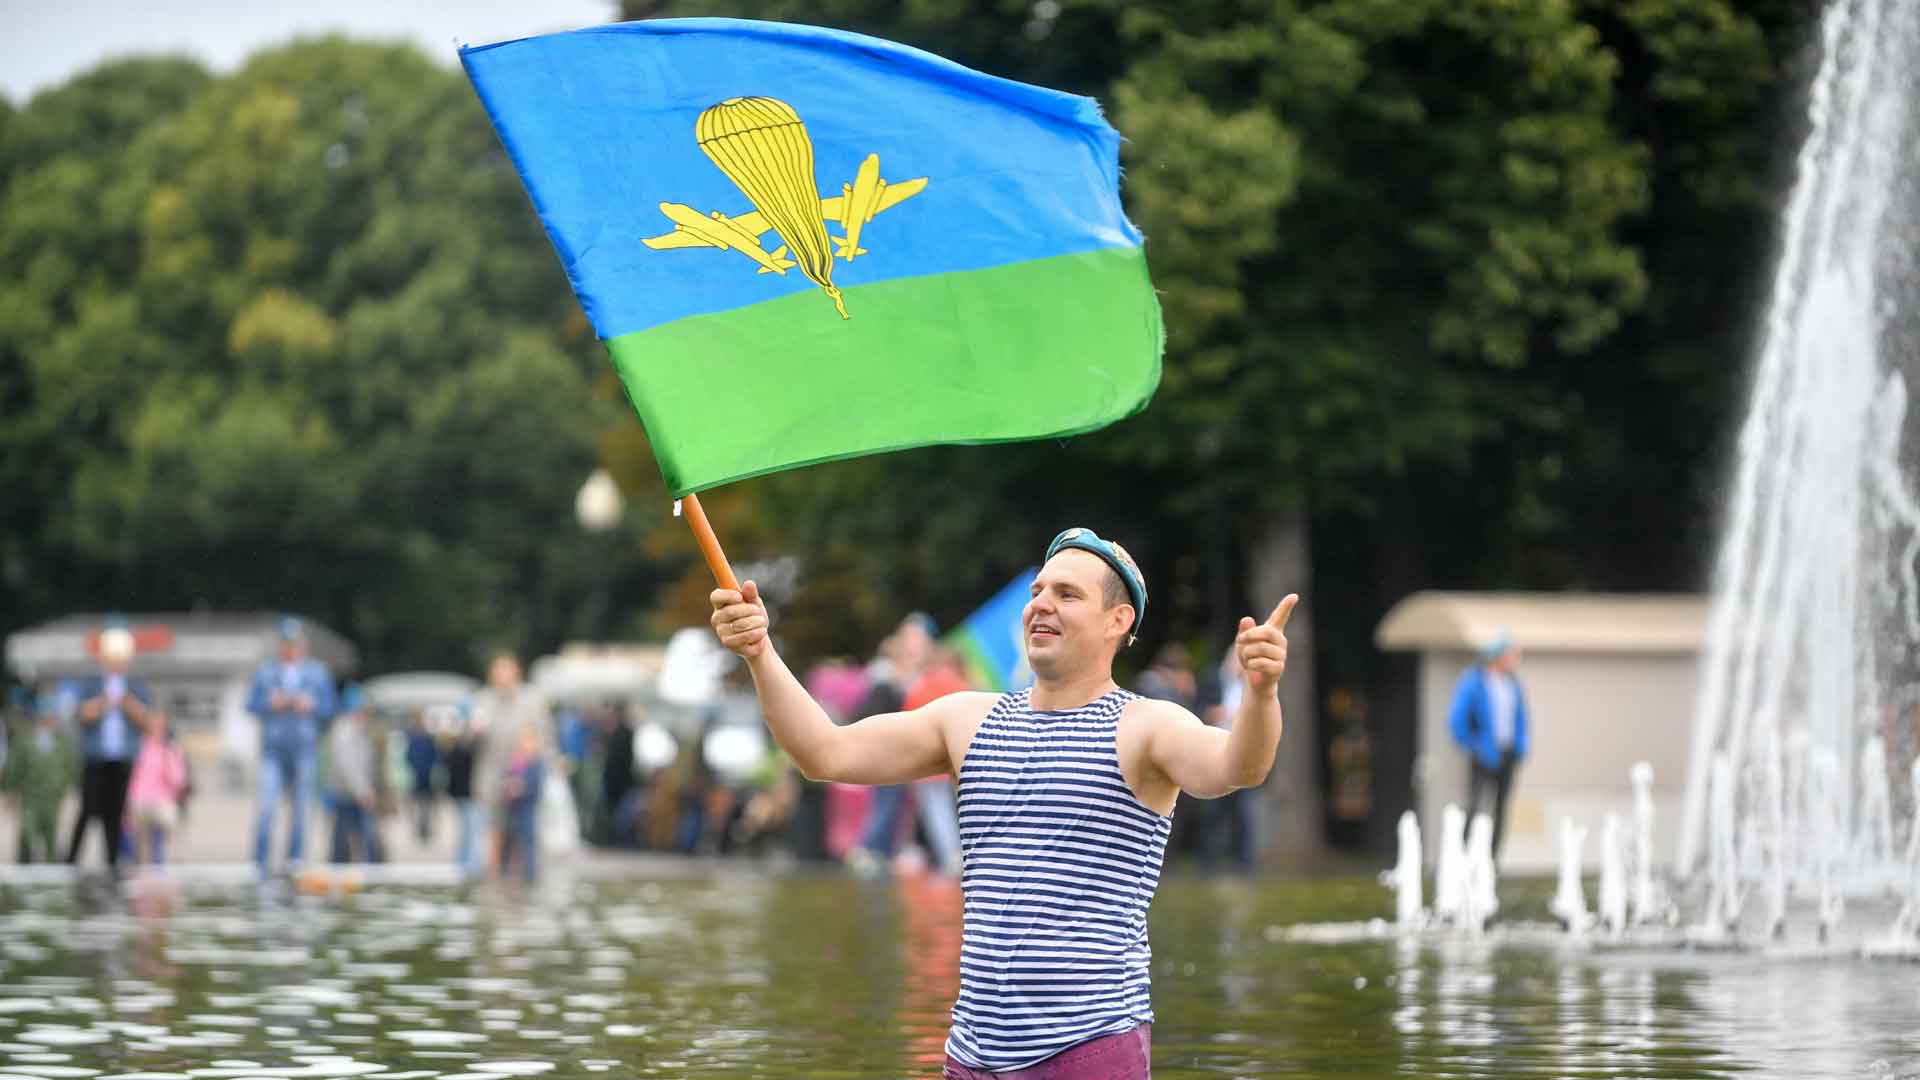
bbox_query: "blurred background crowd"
[1,599,1284,879]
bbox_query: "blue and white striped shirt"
[946,687,1172,1072]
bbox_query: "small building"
[5,613,358,776]
[1375,592,1706,871]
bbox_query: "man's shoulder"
[921,690,999,718]
[1120,692,1201,729]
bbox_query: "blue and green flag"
[461,19,1161,496]
[948,569,1039,693]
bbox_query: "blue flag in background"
[948,569,1038,693]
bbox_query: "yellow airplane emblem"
[642,97,927,319]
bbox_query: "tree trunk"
[1249,502,1323,863]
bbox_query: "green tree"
[0,41,670,669]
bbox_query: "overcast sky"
[2,0,619,103]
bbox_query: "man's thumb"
[742,579,761,605]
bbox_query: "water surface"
[0,870,1915,1078]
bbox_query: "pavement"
[0,766,821,885]
[0,776,461,867]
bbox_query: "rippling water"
[0,870,1915,1078]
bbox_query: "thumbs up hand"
[1236,594,1298,695]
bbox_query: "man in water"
[711,527,1296,1079]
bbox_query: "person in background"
[845,615,934,875]
[246,617,337,876]
[1135,643,1197,711]
[1136,643,1202,862]
[556,703,593,843]
[1447,632,1530,859]
[904,646,972,877]
[0,688,14,777]
[601,705,638,848]
[125,708,189,867]
[3,694,77,863]
[470,650,553,878]
[327,687,380,863]
[1198,646,1258,871]
[404,711,439,845]
[69,626,150,872]
[497,723,546,882]
[441,706,484,879]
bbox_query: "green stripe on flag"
[606,246,1160,495]
[948,629,1006,694]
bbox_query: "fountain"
[1335,0,1919,961]
[1598,814,1627,937]
[1431,804,1468,927]
[1387,810,1424,928]
[1462,814,1499,932]
[1628,763,1664,925]
[1548,818,1590,932]
[1678,0,1920,948]
[1893,760,1920,941]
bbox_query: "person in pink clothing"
[125,710,190,866]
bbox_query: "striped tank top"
[946,687,1173,1072]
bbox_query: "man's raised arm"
[711,581,953,785]
[1145,594,1298,797]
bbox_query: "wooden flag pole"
[677,492,740,591]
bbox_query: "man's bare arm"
[1146,594,1297,797]
[712,581,955,784]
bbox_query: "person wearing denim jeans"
[440,712,484,878]
[845,614,932,874]
[469,652,553,879]
[497,725,545,882]
[246,618,336,875]
[327,688,380,863]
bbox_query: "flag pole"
[676,492,740,591]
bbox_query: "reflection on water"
[0,871,1914,1078]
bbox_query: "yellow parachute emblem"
[642,97,928,320]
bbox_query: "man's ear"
[1109,603,1136,642]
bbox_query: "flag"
[461,19,1161,496]
[948,569,1038,693]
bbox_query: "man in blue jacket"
[246,617,336,875]
[1447,633,1529,858]
[66,626,151,871]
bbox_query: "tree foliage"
[1,42,674,669]
[2,2,1818,697]
[621,0,1814,679]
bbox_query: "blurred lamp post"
[575,468,623,533]
[575,469,624,639]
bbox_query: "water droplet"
[19,1032,109,1048]
[384,1033,485,1048]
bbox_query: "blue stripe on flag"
[461,18,1141,339]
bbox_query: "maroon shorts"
[942,1024,1151,1080]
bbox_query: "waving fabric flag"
[948,569,1039,693]
[461,18,1161,496]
